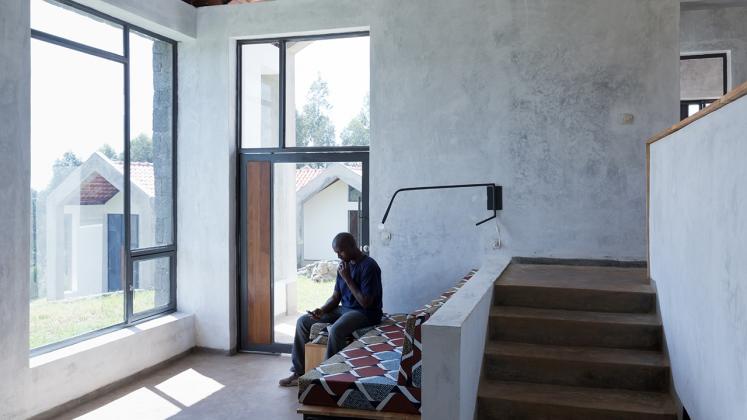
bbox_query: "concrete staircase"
[477,263,678,420]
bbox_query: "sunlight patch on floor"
[155,368,225,408]
[74,388,180,420]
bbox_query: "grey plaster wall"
[650,97,747,420]
[0,1,31,418]
[370,0,679,312]
[681,6,747,90]
[180,0,680,349]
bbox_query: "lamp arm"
[381,183,502,227]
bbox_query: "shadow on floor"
[56,352,300,420]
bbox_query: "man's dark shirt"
[334,255,383,324]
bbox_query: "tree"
[98,144,118,160]
[128,134,153,163]
[296,75,336,147]
[48,151,82,189]
[341,93,370,146]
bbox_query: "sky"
[30,0,369,190]
[291,36,370,138]
[30,0,157,190]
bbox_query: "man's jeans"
[291,307,372,374]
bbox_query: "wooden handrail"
[647,79,747,145]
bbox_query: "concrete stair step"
[494,264,655,313]
[477,380,677,420]
[484,341,669,391]
[489,306,662,350]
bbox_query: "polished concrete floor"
[56,352,300,420]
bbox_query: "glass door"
[239,152,368,352]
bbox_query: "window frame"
[236,31,371,154]
[30,0,178,356]
[679,52,728,120]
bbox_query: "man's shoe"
[279,373,300,387]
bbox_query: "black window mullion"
[279,41,287,149]
[123,25,134,324]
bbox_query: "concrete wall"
[180,0,680,351]
[0,1,31,418]
[681,5,747,91]
[422,257,510,420]
[28,313,195,417]
[649,97,747,420]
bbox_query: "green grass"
[30,290,155,349]
[296,275,335,313]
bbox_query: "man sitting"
[279,232,383,387]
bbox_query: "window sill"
[30,312,193,368]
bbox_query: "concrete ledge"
[75,0,197,41]
[28,312,195,418]
[422,256,510,420]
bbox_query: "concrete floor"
[56,352,300,420]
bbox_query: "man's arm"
[309,289,341,319]
[320,289,342,314]
[338,262,377,309]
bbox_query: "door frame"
[238,151,369,353]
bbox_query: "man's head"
[332,232,359,262]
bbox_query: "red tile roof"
[112,161,155,197]
[295,163,362,192]
[79,173,118,205]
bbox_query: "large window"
[30,0,177,353]
[239,33,370,149]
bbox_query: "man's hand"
[308,308,323,320]
[338,261,352,283]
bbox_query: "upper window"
[30,0,177,352]
[239,34,370,149]
[680,53,728,120]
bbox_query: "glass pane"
[273,162,363,344]
[129,31,174,249]
[133,256,172,314]
[31,0,124,55]
[688,104,700,117]
[30,39,125,349]
[680,56,725,100]
[241,43,280,148]
[286,36,370,147]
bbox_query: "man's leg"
[325,310,372,360]
[290,309,341,375]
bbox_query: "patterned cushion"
[397,270,477,388]
[298,315,419,414]
[309,313,408,345]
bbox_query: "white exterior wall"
[52,189,154,299]
[303,180,358,261]
[649,97,747,420]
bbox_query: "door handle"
[361,245,370,253]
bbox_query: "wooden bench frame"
[298,404,420,420]
[304,343,327,373]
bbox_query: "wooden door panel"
[246,161,272,345]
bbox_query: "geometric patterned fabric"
[298,271,477,414]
